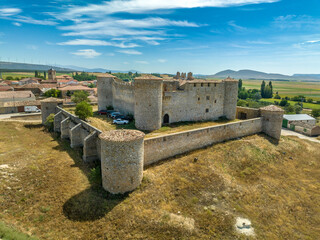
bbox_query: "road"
[281,128,320,144]
[0,112,41,120]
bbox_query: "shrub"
[44,89,61,98]
[75,101,93,120]
[279,99,288,107]
[311,109,320,118]
[274,94,281,99]
[45,114,55,132]
[237,99,248,107]
[5,76,13,80]
[89,166,102,185]
[71,91,90,104]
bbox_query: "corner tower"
[48,68,56,81]
[223,77,238,120]
[260,105,284,140]
[134,75,163,131]
[97,73,114,111]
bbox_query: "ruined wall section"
[112,78,135,115]
[162,82,225,124]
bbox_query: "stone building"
[97,73,238,131]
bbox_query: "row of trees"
[73,72,97,81]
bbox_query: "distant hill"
[0,61,74,72]
[58,65,139,73]
[204,69,320,81]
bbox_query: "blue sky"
[1,0,320,74]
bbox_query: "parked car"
[98,110,108,115]
[113,119,129,125]
[110,112,121,118]
[24,106,41,113]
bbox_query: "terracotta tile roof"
[0,91,35,99]
[40,84,57,88]
[0,86,13,91]
[14,83,43,89]
[58,85,93,91]
[40,97,63,103]
[0,100,41,107]
[134,74,162,80]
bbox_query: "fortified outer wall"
[236,106,261,120]
[112,79,135,115]
[144,118,263,166]
[162,81,225,123]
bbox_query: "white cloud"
[228,21,247,31]
[13,16,57,25]
[306,40,320,44]
[106,53,115,56]
[273,15,320,30]
[158,59,167,63]
[0,8,21,17]
[58,39,139,48]
[135,60,149,64]
[13,22,21,26]
[63,0,279,17]
[117,49,142,55]
[247,40,272,45]
[71,49,101,58]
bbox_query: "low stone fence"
[144,118,262,166]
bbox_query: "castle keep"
[97,72,239,131]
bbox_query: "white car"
[113,119,129,125]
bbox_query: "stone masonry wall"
[162,82,225,124]
[144,118,263,166]
[112,79,135,115]
[236,107,261,120]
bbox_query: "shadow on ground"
[63,186,128,221]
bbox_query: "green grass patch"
[261,98,320,110]
[0,222,38,240]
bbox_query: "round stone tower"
[97,73,114,111]
[99,130,145,194]
[40,97,63,124]
[260,105,284,140]
[223,77,239,120]
[134,75,163,131]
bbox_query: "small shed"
[282,114,316,129]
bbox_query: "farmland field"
[242,80,320,100]
[261,98,320,110]
[1,72,73,80]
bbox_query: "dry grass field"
[242,80,320,100]
[0,121,320,239]
[63,106,238,138]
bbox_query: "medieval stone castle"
[97,72,239,131]
[41,71,284,195]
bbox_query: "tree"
[238,90,249,99]
[285,104,295,113]
[261,80,266,98]
[279,98,288,106]
[264,85,273,98]
[274,94,281,99]
[44,71,47,79]
[238,79,242,90]
[6,76,13,80]
[311,109,320,118]
[45,113,55,132]
[294,103,303,114]
[253,92,262,101]
[75,101,93,120]
[307,98,313,103]
[71,91,90,104]
[44,89,61,98]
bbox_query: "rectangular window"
[194,83,196,87]
[206,108,209,113]
[208,83,210,87]
[214,83,217,87]
[201,83,203,87]
[198,97,200,101]
[214,100,217,103]
[206,96,210,100]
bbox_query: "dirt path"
[281,128,320,144]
